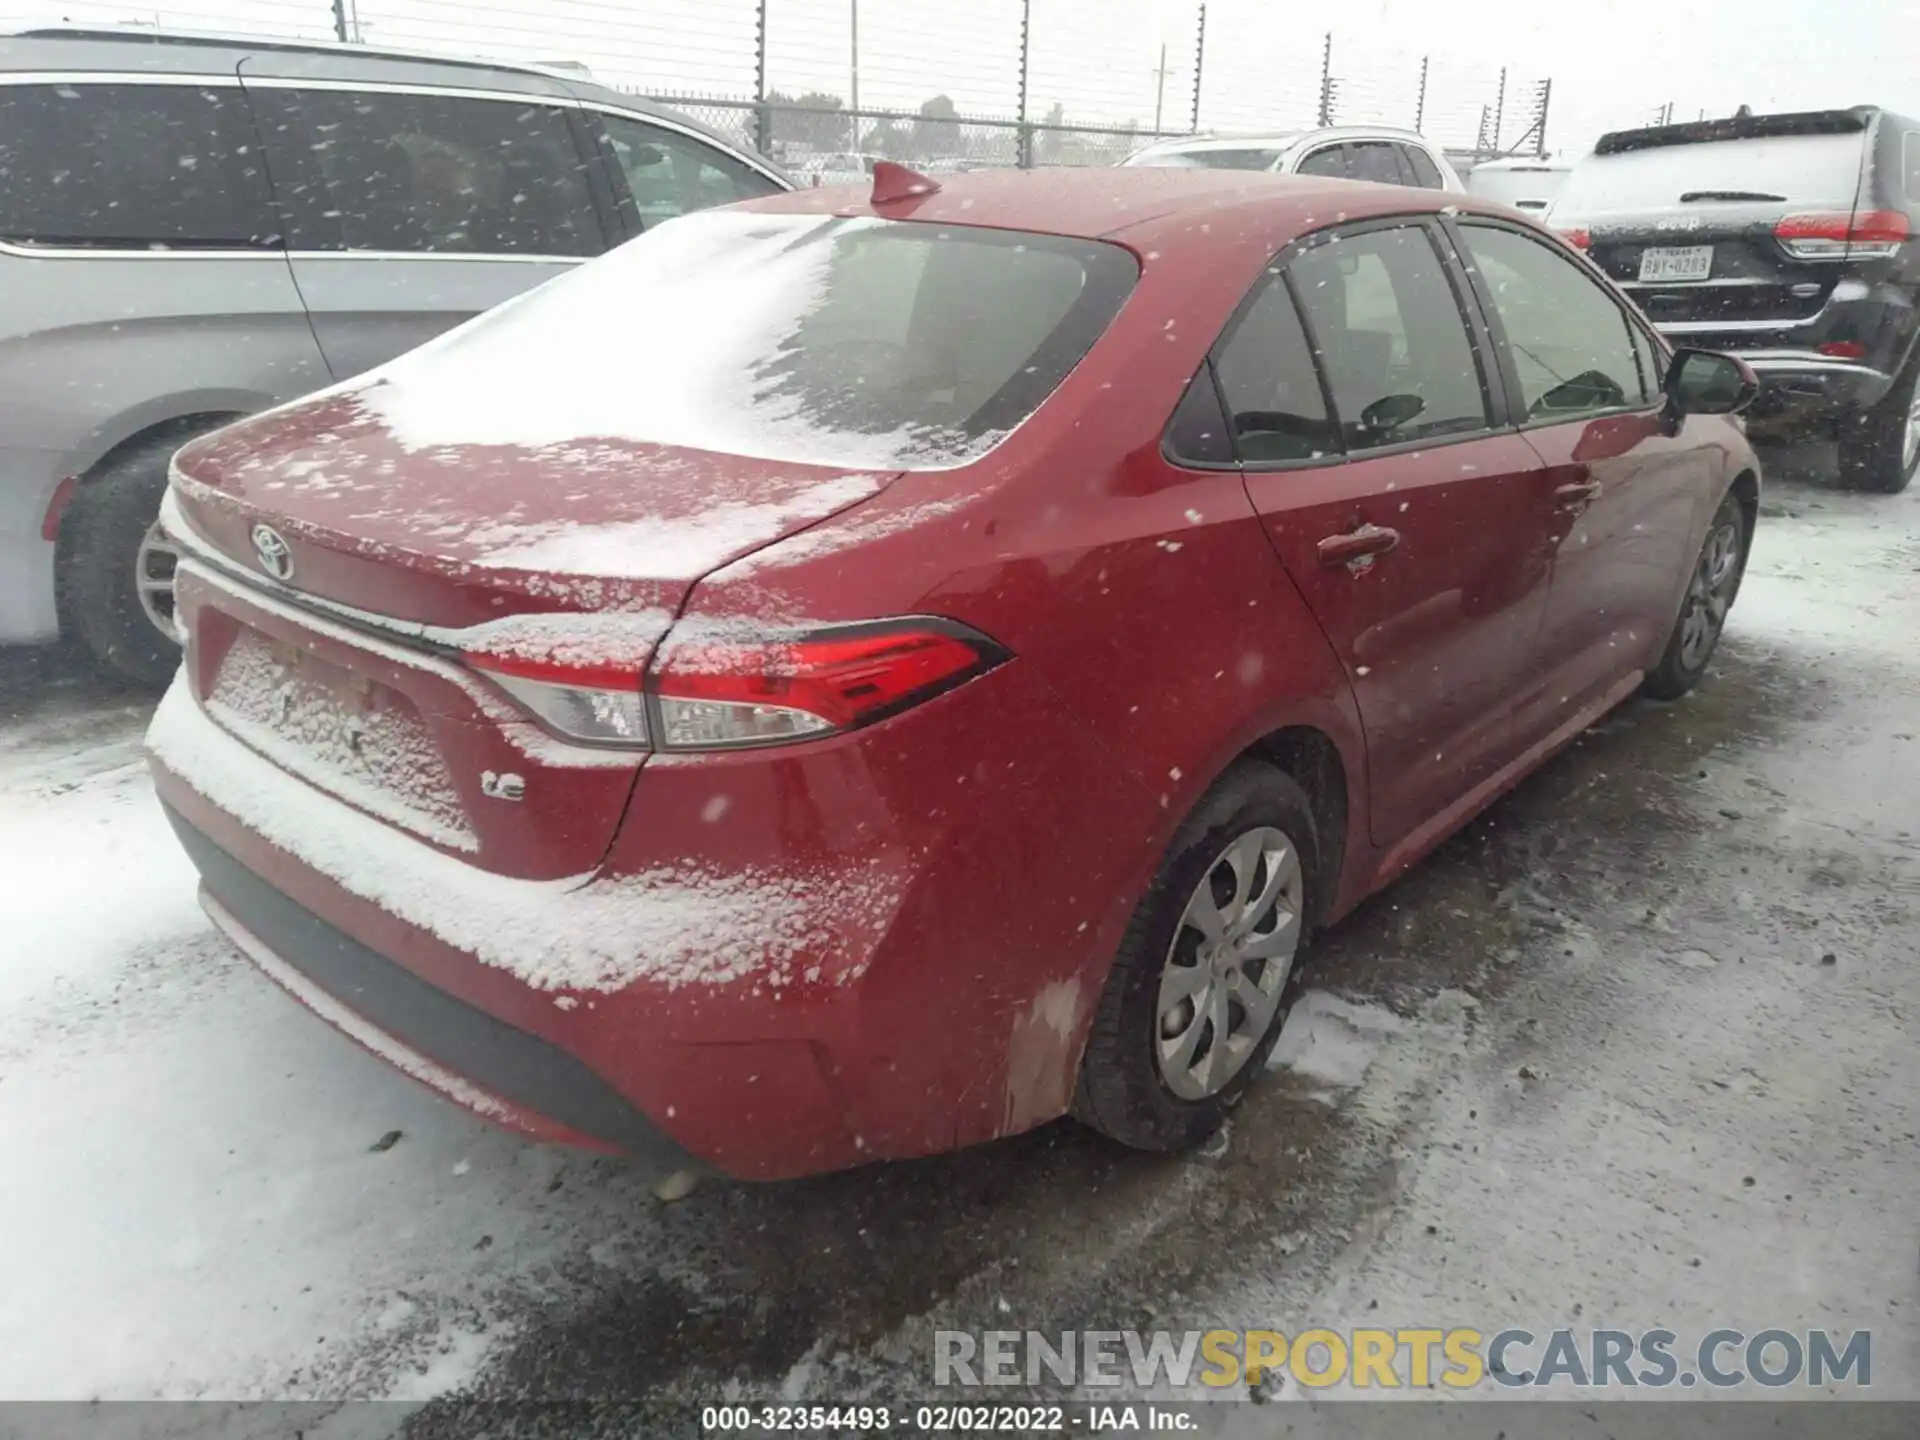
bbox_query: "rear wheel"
[62,436,187,688]
[1837,354,1920,494]
[1643,491,1748,700]
[1073,762,1317,1152]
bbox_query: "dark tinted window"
[1211,275,1337,463]
[1294,145,1349,179]
[1347,142,1406,186]
[251,88,602,255]
[599,114,779,228]
[0,83,276,249]
[1289,225,1491,449]
[1166,367,1235,464]
[1403,145,1446,188]
[1459,224,1649,417]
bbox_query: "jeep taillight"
[1774,209,1910,260]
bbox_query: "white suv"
[1121,126,1464,191]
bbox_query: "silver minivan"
[1,28,790,683]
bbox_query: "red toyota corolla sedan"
[147,166,1759,1180]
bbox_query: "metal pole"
[1017,0,1032,168]
[1317,33,1334,127]
[754,0,769,154]
[849,0,861,153]
[1189,3,1206,132]
[1152,41,1168,134]
[1415,55,1428,134]
[331,0,348,43]
[1491,66,1506,152]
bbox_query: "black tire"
[1836,353,1919,494]
[1073,761,1319,1152]
[1643,490,1749,701]
[61,435,187,688]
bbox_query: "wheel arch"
[1241,723,1351,930]
[54,409,249,626]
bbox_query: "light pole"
[849,0,862,153]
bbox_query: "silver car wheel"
[1156,825,1303,1102]
[134,519,181,643]
[1677,519,1740,671]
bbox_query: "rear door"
[1555,118,1874,340]
[241,75,613,381]
[1222,219,1558,846]
[1452,219,1709,734]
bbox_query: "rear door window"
[0,82,277,249]
[1346,142,1406,186]
[1458,223,1650,417]
[249,87,604,255]
[1288,225,1492,450]
[597,113,781,228]
[1210,276,1337,463]
[1294,145,1349,179]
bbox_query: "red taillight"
[1775,209,1910,259]
[1818,340,1867,359]
[1559,226,1592,250]
[467,620,1006,753]
[649,621,1005,751]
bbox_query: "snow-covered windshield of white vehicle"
[355,210,1139,470]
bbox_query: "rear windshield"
[1129,148,1283,171]
[1551,132,1866,221]
[358,211,1138,469]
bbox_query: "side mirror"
[628,144,665,167]
[1665,348,1758,420]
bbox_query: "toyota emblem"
[250,523,294,581]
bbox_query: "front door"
[1218,220,1558,846]
[1450,220,1711,733]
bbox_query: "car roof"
[743,165,1508,246]
[1135,125,1438,154]
[0,27,765,164]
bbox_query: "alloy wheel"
[1155,825,1303,1102]
[134,520,181,643]
[1677,519,1740,671]
[1904,383,1920,475]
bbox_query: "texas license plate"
[1639,245,1713,282]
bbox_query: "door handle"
[1554,479,1603,510]
[1317,522,1401,570]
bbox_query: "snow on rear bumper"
[146,675,901,1178]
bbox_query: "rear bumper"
[168,804,699,1169]
[1734,350,1897,421]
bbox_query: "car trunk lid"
[167,389,893,882]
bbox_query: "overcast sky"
[6,0,1917,153]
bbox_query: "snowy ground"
[1,447,1914,1426]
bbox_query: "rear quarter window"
[0,82,278,249]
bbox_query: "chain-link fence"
[6,0,1555,168]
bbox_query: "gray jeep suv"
[1,28,789,684]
